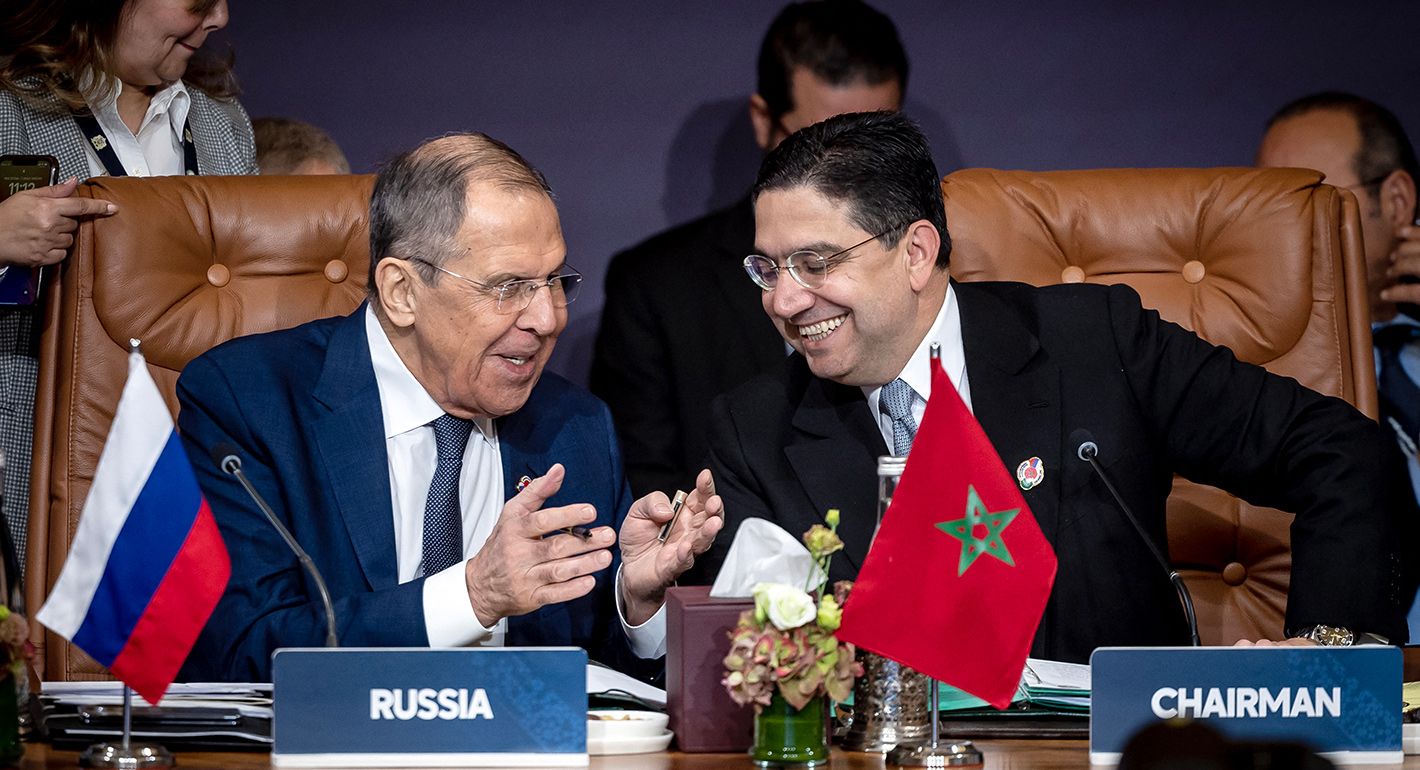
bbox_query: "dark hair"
[0,0,238,113]
[368,133,553,297]
[253,117,351,174]
[753,110,950,268]
[1266,91,1419,218]
[757,1,908,120]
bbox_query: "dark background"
[220,1,1420,385]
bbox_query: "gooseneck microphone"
[210,443,339,648]
[1070,429,1201,647]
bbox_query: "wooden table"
[16,742,1420,769]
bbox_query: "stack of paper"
[38,681,272,750]
[936,658,1090,714]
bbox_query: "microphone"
[210,443,338,648]
[1069,429,1200,646]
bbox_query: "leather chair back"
[27,174,374,681]
[942,167,1376,645]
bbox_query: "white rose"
[752,582,817,631]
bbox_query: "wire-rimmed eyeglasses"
[410,258,582,314]
[742,226,900,291]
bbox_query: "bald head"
[368,133,553,295]
[1257,96,1419,320]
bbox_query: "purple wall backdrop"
[219,1,1420,385]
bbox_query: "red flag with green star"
[836,358,1057,709]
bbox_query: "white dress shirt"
[363,306,665,656]
[862,283,972,451]
[82,77,191,178]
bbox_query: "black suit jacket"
[692,280,1409,662]
[591,199,785,497]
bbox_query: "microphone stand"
[217,452,339,648]
[1077,440,1201,646]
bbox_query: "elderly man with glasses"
[686,111,1411,661]
[176,133,723,683]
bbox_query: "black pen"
[561,525,593,540]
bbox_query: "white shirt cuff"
[614,566,667,659]
[423,561,496,647]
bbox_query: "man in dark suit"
[177,133,723,682]
[590,0,907,498]
[1256,93,1420,637]
[692,111,1409,663]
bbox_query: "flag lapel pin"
[1016,457,1044,491]
[516,475,534,492]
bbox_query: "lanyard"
[71,109,200,177]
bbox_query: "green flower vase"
[750,691,828,767]
[0,676,19,767]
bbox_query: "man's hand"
[1382,224,1420,307]
[0,179,116,269]
[1233,638,1317,648]
[464,463,616,628]
[619,468,725,625]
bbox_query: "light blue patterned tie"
[880,378,919,457]
[422,414,474,576]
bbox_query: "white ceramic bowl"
[586,709,670,741]
[588,730,674,756]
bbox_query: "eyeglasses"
[743,226,900,291]
[410,258,582,314]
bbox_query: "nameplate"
[272,647,588,768]
[1089,646,1400,765]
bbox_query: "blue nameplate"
[1090,646,1400,764]
[272,647,588,767]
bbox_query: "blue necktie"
[1376,323,1420,451]
[880,378,920,457]
[422,414,474,576]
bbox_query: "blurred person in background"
[0,0,257,580]
[1256,91,1420,637]
[253,116,349,175]
[591,0,907,499]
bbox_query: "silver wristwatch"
[1288,625,1390,646]
[1291,624,1356,646]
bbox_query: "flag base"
[886,739,983,767]
[79,741,174,768]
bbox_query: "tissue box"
[666,585,755,752]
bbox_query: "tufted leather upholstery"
[942,166,1376,645]
[26,174,374,681]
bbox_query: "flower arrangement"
[0,607,33,683]
[722,509,863,711]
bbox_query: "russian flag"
[37,348,230,704]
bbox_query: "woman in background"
[0,0,257,588]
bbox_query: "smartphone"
[0,154,61,305]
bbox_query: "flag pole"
[885,342,984,767]
[122,686,130,751]
[75,340,176,769]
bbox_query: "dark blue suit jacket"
[175,306,644,682]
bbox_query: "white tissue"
[709,518,825,598]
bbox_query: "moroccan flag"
[837,358,1057,709]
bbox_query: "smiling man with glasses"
[686,111,1411,661]
[175,133,723,683]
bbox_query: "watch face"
[1311,625,1355,646]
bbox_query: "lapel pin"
[516,475,533,492]
[1016,457,1044,491]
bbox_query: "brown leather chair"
[941,166,1376,645]
[26,174,375,682]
